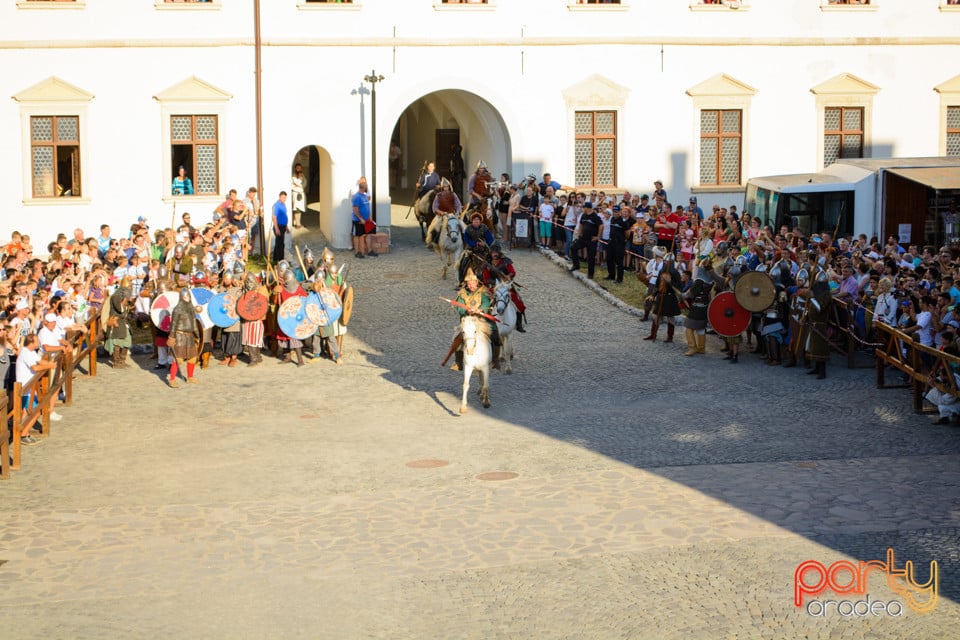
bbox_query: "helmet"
[490,243,502,255]
[222,271,234,283]
[464,267,478,283]
[328,263,339,277]
[243,273,258,291]
[796,268,810,287]
[158,265,169,280]
[321,247,335,265]
[179,288,191,303]
[756,263,767,273]
[303,248,314,262]
[233,262,245,276]
[283,269,298,293]
[440,177,452,189]
[476,160,487,170]
[174,244,184,256]
[277,260,290,273]
[715,241,729,256]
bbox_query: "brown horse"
[413,191,436,241]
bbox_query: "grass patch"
[567,260,652,309]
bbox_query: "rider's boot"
[452,350,464,371]
[492,345,501,370]
[516,312,526,333]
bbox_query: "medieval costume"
[427,179,463,248]
[760,260,792,366]
[168,287,200,387]
[218,272,243,367]
[276,269,307,366]
[484,244,527,333]
[804,270,834,379]
[167,244,193,288]
[784,268,810,369]
[104,278,134,368]
[241,272,267,367]
[449,267,500,371]
[316,265,347,363]
[644,253,682,343]
[682,259,716,356]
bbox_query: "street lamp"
[364,70,385,222]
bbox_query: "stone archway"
[291,144,333,238]
[389,90,512,205]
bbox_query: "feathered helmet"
[464,267,479,283]
[476,160,487,171]
[440,177,452,189]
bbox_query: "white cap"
[15,299,29,311]
[44,312,57,323]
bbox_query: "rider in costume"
[449,267,501,371]
[427,178,463,248]
[483,244,527,333]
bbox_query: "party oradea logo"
[795,548,938,617]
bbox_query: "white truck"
[744,157,960,247]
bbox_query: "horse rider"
[483,243,527,333]
[448,267,501,371]
[416,161,442,199]
[464,212,495,250]
[426,178,463,248]
[467,160,493,216]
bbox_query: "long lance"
[439,296,501,323]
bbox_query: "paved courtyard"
[2,207,959,639]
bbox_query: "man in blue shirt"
[272,191,288,263]
[351,177,375,259]
[688,196,704,221]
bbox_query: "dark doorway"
[436,129,460,197]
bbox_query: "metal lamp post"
[364,70,385,222]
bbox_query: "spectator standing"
[291,163,307,229]
[351,178,374,259]
[272,191,289,263]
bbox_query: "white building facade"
[2,0,959,248]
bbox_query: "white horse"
[459,315,492,413]
[427,213,465,280]
[492,279,517,374]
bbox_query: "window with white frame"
[17,0,85,8]
[30,115,81,198]
[171,115,219,196]
[574,111,617,188]
[700,110,742,186]
[810,73,877,170]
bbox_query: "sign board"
[898,223,911,244]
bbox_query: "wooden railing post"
[911,338,923,414]
[64,348,74,406]
[11,382,22,470]
[1,395,9,479]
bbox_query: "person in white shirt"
[872,277,898,326]
[16,333,59,444]
[537,200,555,249]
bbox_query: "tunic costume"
[805,289,833,363]
[276,286,307,349]
[220,285,243,357]
[104,288,133,352]
[168,297,200,361]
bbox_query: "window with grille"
[574,111,616,188]
[699,109,741,186]
[824,106,863,167]
[30,115,81,198]
[947,106,960,157]
[171,115,218,195]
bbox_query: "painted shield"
[708,292,751,338]
[237,290,268,321]
[339,286,354,327]
[734,271,776,313]
[190,287,215,329]
[277,296,317,340]
[318,288,342,325]
[304,292,330,327]
[149,291,181,332]
[208,291,240,328]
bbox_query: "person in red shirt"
[654,202,680,251]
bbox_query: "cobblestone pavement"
[2,209,959,639]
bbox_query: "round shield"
[708,292,751,338]
[340,286,354,327]
[190,287,215,329]
[277,296,317,340]
[735,271,776,313]
[237,290,268,321]
[304,292,330,327]
[208,291,239,328]
[317,288,342,325]
[150,291,181,332]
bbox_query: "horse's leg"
[440,249,447,279]
[480,366,490,408]
[502,335,512,375]
[460,364,473,414]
